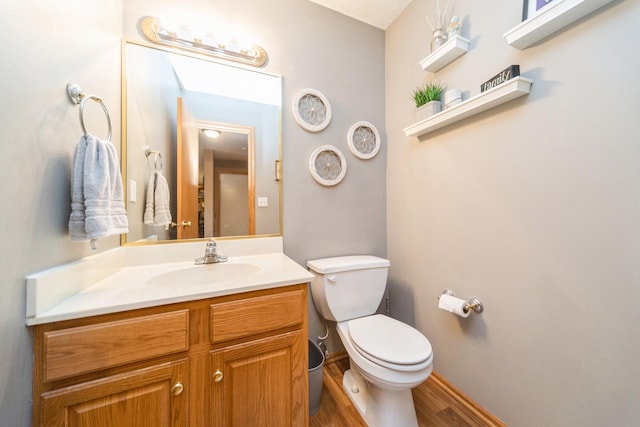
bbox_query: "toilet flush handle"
[327,275,337,282]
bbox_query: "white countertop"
[26,237,314,325]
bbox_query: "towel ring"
[66,83,112,141]
[79,95,112,141]
[144,146,163,173]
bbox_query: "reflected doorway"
[177,98,255,238]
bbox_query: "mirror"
[122,41,282,244]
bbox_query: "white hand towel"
[143,172,157,226]
[153,172,172,226]
[69,136,88,240]
[69,134,129,248]
[143,171,172,226]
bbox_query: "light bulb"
[204,129,221,139]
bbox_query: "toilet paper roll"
[438,294,470,318]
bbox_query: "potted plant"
[412,81,446,121]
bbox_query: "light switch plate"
[129,179,137,203]
[258,197,268,207]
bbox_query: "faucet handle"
[196,238,227,264]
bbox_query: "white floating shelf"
[403,76,533,138]
[504,0,614,50]
[420,36,470,73]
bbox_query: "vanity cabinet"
[39,359,188,427]
[210,331,304,426]
[208,290,307,426]
[32,284,308,427]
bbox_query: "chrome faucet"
[195,239,228,264]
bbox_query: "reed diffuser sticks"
[426,0,452,31]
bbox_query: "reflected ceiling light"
[140,16,268,67]
[203,129,221,139]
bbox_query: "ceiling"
[198,129,248,162]
[309,0,412,30]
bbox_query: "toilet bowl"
[339,315,433,389]
[308,256,433,427]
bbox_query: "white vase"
[431,28,447,52]
[443,88,462,109]
[416,100,442,121]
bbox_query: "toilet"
[307,255,433,427]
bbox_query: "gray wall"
[386,0,640,425]
[0,2,123,426]
[0,1,385,425]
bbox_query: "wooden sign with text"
[480,65,520,92]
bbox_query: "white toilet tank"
[307,255,390,322]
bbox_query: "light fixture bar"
[140,16,268,67]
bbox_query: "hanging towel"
[69,136,88,239]
[69,134,129,249]
[144,171,172,226]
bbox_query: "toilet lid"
[348,315,432,366]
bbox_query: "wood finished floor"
[309,358,504,427]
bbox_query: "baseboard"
[430,371,507,427]
[324,355,505,426]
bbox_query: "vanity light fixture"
[140,16,268,67]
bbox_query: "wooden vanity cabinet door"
[39,359,188,427]
[209,330,307,427]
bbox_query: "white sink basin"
[26,237,317,325]
[147,263,261,287]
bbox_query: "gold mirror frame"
[120,39,283,246]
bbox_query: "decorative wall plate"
[347,121,381,159]
[292,88,332,132]
[309,145,347,186]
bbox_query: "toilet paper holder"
[440,289,484,314]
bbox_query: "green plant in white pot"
[412,81,446,121]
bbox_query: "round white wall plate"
[292,88,332,132]
[347,121,381,159]
[308,145,347,186]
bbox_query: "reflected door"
[218,173,249,236]
[177,98,200,239]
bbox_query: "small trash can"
[308,339,325,416]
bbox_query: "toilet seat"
[348,315,432,371]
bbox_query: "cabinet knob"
[171,382,184,396]
[212,370,224,383]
